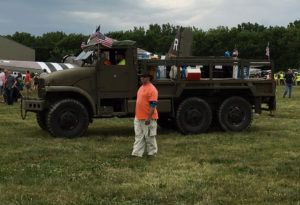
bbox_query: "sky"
[0,0,299,36]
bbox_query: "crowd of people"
[0,69,48,105]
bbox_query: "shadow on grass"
[157,124,224,135]
[88,127,181,139]
[87,126,133,137]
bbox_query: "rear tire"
[176,97,212,134]
[36,112,47,130]
[47,99,89,138]
[218,96,252,131]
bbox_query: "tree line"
[4,21,300,72]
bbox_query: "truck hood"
[42,67,95,86]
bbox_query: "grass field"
[0,86,300,204]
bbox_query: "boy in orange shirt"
[131,73,158,157]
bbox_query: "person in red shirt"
[131,73,158,157]
[25,70,31,96]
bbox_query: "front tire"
[218,96,252,131]
[47,99,89,138]
[36,112,48,130]
[176,97,212,134]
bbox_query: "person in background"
[280,74,284,85]
[16,73,23,91]
[277,73,281,85]
[131,73,158,158]
[13,73,23,102]
[117,53,126,65]
[40,69,48,77]
[0,69,5,102]
[33,74,39,90]
[4,71,16,105]
[283,69,295,98]
[1,70,8,103]
[104,58,111,65]
[25,70,31,97]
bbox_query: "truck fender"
[45,86,96,114]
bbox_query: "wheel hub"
[59,111,78,130]
[228,106,244,124]
[186,108,202,126]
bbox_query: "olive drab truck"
[21,28,276,138]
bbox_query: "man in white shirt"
[40,69,48,77]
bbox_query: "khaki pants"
[132,118,158,157]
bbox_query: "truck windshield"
[75,50,93,61]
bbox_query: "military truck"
[21,40,276,138]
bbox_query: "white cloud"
[143,0,196,9]
[136,0,236,29]
[67,11,107,21]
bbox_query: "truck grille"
[38,78,46,98]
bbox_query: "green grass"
[1,86,300,204]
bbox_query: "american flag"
[266,42,270,57]
[87,26,100,43]
[98,32,114,48]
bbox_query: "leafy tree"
[4,20,300,71]
[5,32,36,48]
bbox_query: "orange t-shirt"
[135,83,158,120]
[104,59,111,65]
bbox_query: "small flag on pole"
[86,25,115,48]
[266,42,270,57]
[87,25,101,43]
[95,25,100,33]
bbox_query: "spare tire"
[218,96,252,131]
[176,97,212,134]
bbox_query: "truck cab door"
[99,64,129,93]
[97,49,137,99]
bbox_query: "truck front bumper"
[21,97,45,112]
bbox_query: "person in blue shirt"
[283,69,296,98]
[4,71,17,105]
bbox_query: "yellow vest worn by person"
[118,59,126,66]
